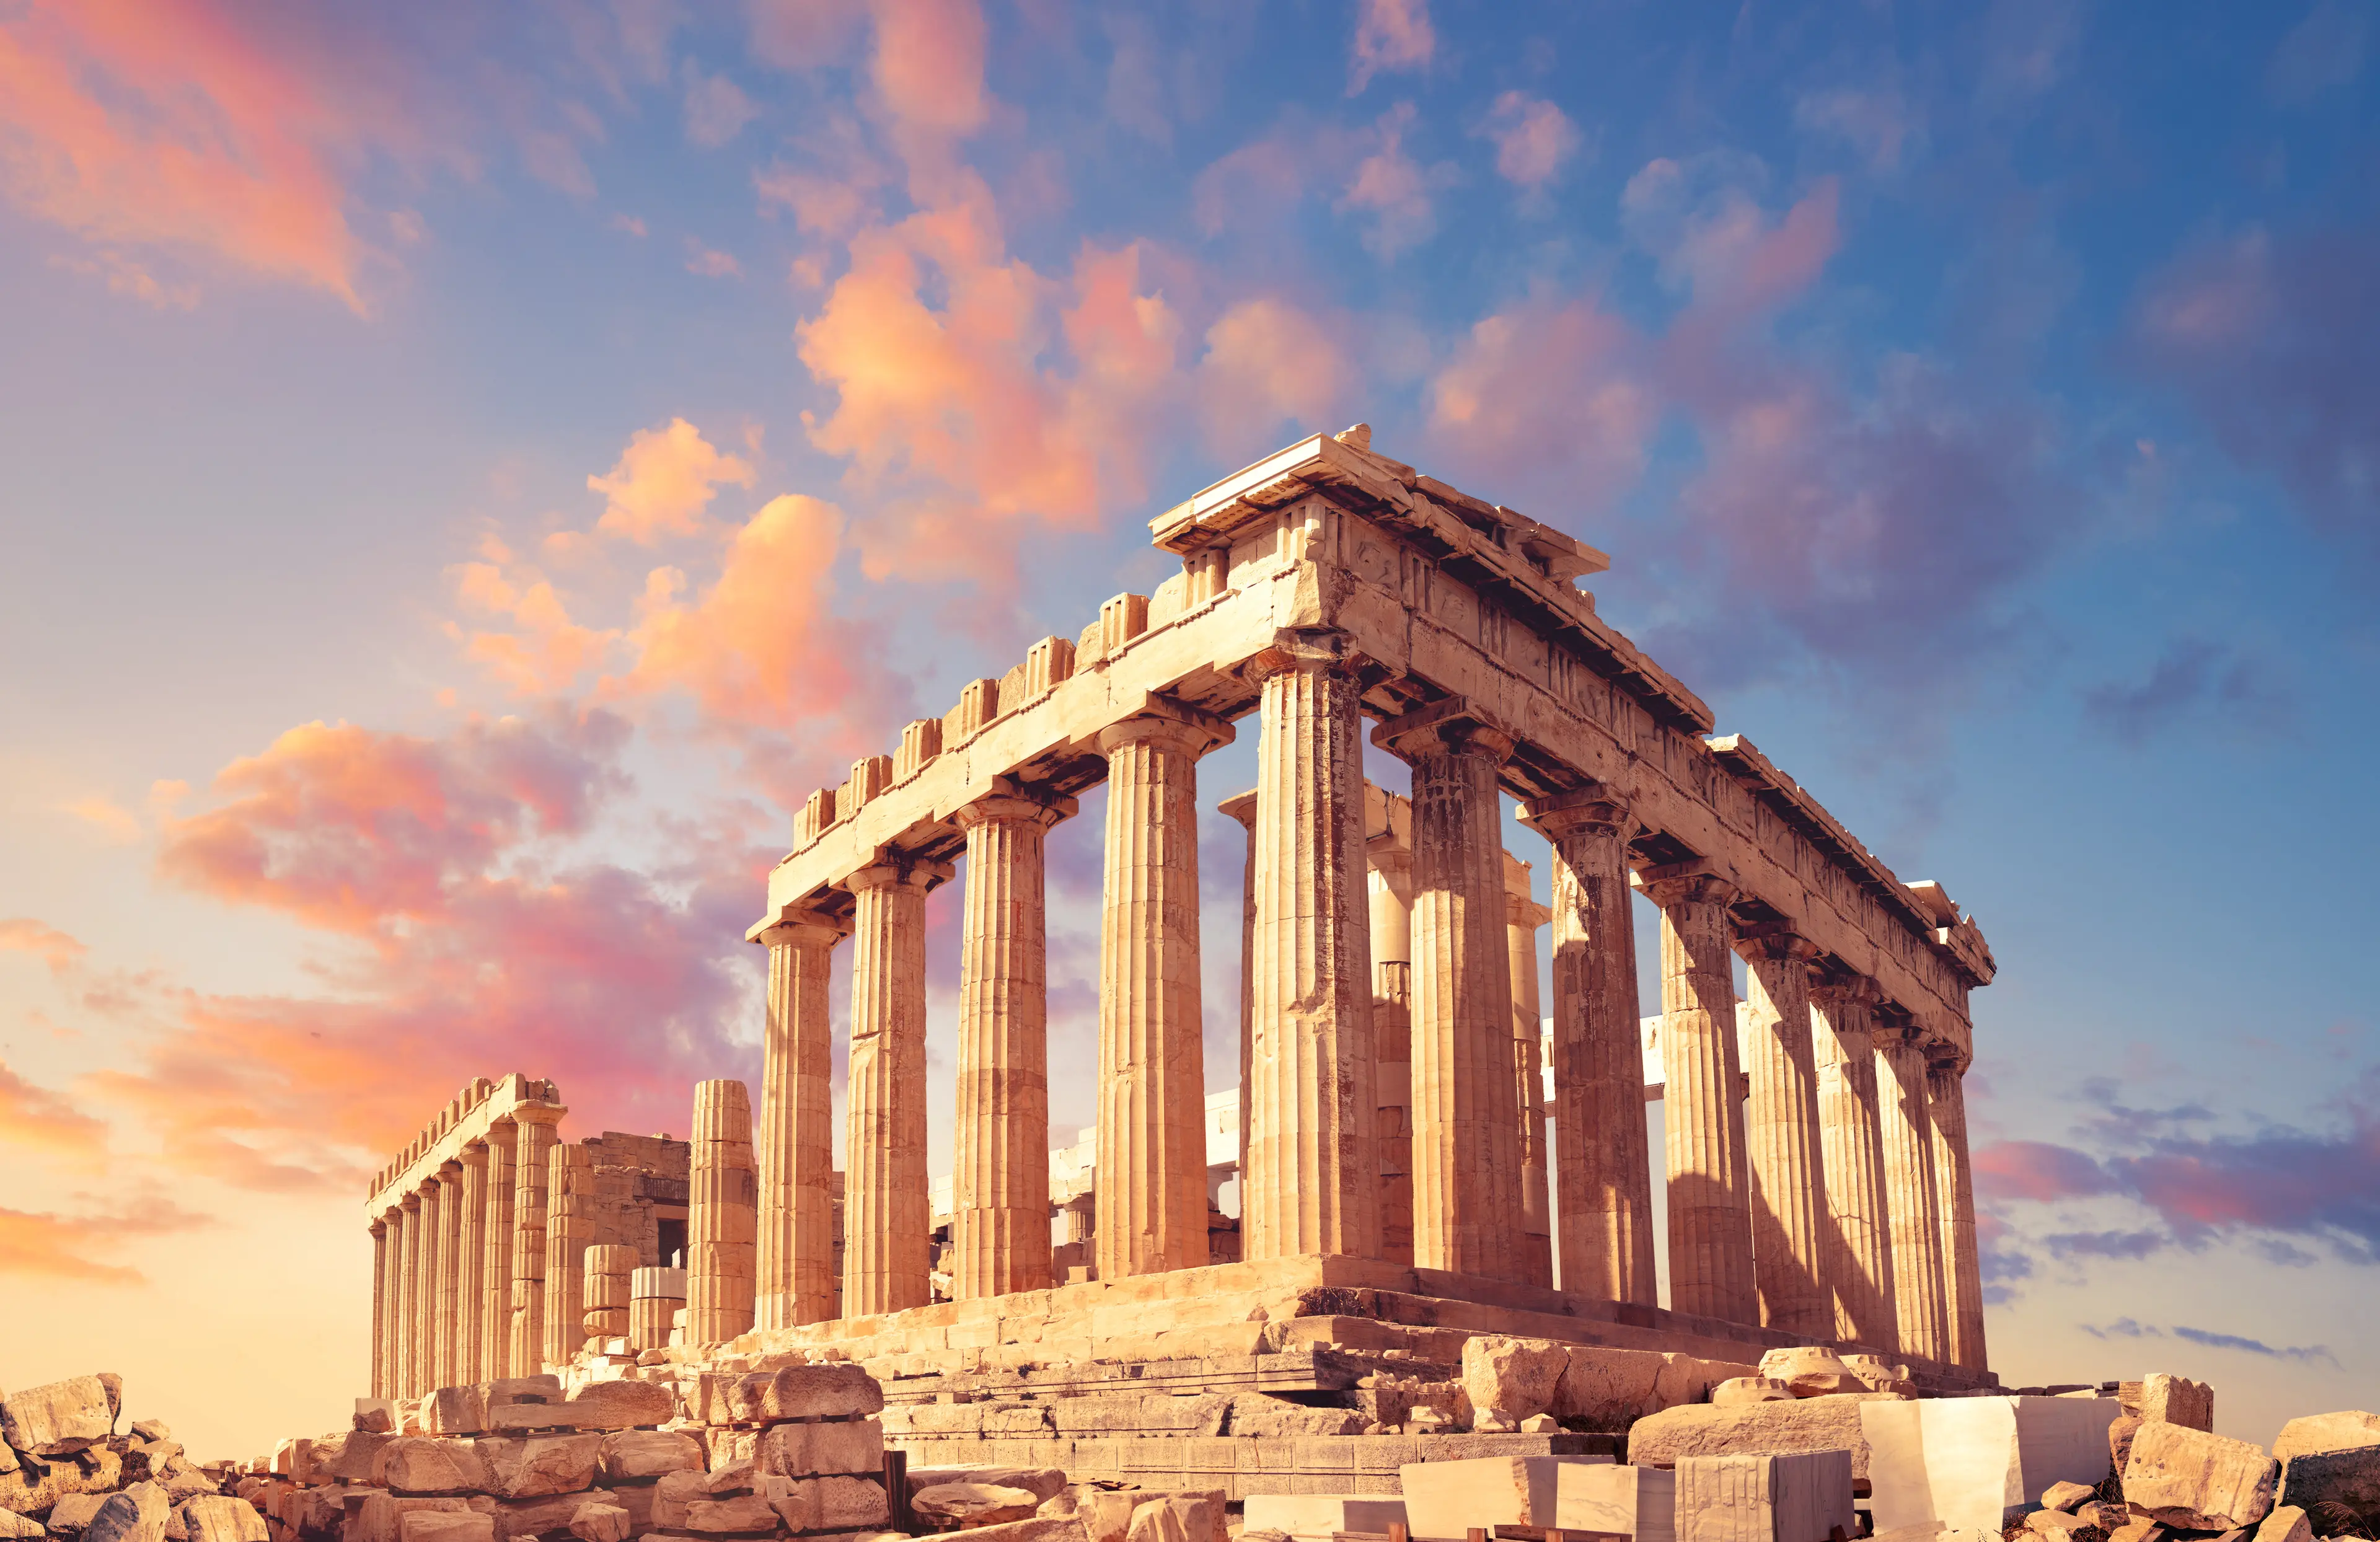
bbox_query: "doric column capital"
[400,1191,422,1212]
[1243,625,1367,685]
[370,1217,387,1236]
[1505,891,1553,929]
[1215,788,1258,830]
[1518,785,1634,840]
[1096,692,1235,760]
[950,784,1078,832]
[1638,862,1738,912]
[436,1158,464,1183]
[460,1142,490,1171]
[1734,927,1823,966]
[1809,974,1882,1011]
[1372,696,1517,764]
[758,905,852,950]
[512,1102,566,1129]
[485,1117,518,1149]
[846,857,954,895]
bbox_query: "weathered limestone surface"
[844,860,943,1316]
[1382,699,1523,1281]
[508,1108,560,1380]
[544,1145,593,1368]
[2123,1422,2276,1531]
[1808,982,1896,1349]
[1096,714,1218,1282]
[1,1377,115,1456]
[1242,637,1380,1263]
[480,1123,516,1382]
[2273,1410,2380,1461]
[1927,1064,1986,1373]
[1673,1451,1855,1542]
[1647,873,1756,1324]
[687,1079,758,1345]
[1633,1393,1910,1481]
[1738,935,1831,1339]
[1398,1456,1620,1540]
[1523,791,1658,1308]
[756,919,843,1331]
[1505,880,1554,1289]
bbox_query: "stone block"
[355,1403,397,1435]
[312,1432,392,1486]
[49,1494,111,1533]
[1713,1379,1794,1408]
[1864,1397,2122,1535]
[594,1432,701,1484]
[681,1495,777,1535]
[427,1390,488,1438]
[915,1468,1069,1504]
[647,1472,706,1530]
[727,1366,882,1425]
[752,1420,882,1478]
[483,1409,577,1435]
[2276,1432,2380,1513]
[1240,1496,1408,1540]
[1634,1394,1903,1483]
[1461,1337,1570,1428]
[480,1436,602,1500]
[2139,1378,2213,1434]
[381,1442,493,1499]
[948,1518,1093,1542]
[2,1380,116,1457]
[2040,1482,2096,1512]
[765,1475,887,1533]
[397,1515,493,1542]
[1398,1456,1618,1540]
[564,1503,627,1542]
[2252,1506,2311,1542]
[1673,1452,1854,1542]
[1,1444,121,1515]
[174,1498,266,1542]
[2275,1412,2380,1463]
[486,1490,615,1542]
[477,1382,562,1411]
[558,1386,671,1434]
[0,1510,41,1539]
[1550,1462,1676,1542]
[1038,1487,1139,1542]
[1224,1398,1364,1439]
[1756,1350,1868,1399]
[2123,1422,2275,1531]
[913,1483,1041,1527]
[1126,1493,1225,1542]
[85,1484,170,1542]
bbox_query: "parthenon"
[368,423,1996,1412]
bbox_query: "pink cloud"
[1336,102,1452,259]
[1349,0,1434,94]
[587,418,759,544]
[1426,290,1655,508]
[1482,91,1580,191]
[869,0,988,141]
[1197,296,1351,455]
[0,917,89,973]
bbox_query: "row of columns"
[747,641,1985,1369]
[370,1104,563,1399]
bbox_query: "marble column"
[510,1106,562,1373]
[757,917,845,1329]
[688,1078,758,1342]
[1643,870,1756,1324]
[1877,1029,1950,1361]
[1096,712,1220,1280]
[397,1194,421,1397]
[457,1145,488,1385]
[1367,844,1416,1266]
[1217,790,1259,1196]
[417,1178,445,1392]
[953,791,1069,1298]
[844,859,944,1315]
[545,1143,594,1365]
[1522,791,1657,1306]
[1809,979,1897,1347]
[1738,933,1833,1337]
[1506,883,1555,1289]
[369,1218,389,1398]
[1378,700,1522,1281]
[481,1121,516,1380]
[1929,1057,1988,1371]
[1241,634,1380,1262]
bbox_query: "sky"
[1,0,2376,1463]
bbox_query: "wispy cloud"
[2081,1317,2340,1366]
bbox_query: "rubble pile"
[2,1374,257,1542]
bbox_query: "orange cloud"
[1349,0,1434,93]
[1429,291,1657,508]
[0,917,88,973]
[0,1196,208,1284]
[0,1056,107,1155]
[1197,296,1349,453]
[588,418,758,543]
[0,0,380,307]
[451,550,622,696]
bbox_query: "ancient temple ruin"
[366,426,1998,1437]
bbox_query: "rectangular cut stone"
[1553,1463,1678,1542]
[2123,1423,2276,1531]
[752,1419,884,1478]
[381,1440,494,1497]
[1864,1398,2123,1536]
[399,1514,494,1542]
[729,1365,884,1423]
[0,1376,115,1456]
[485,1407,579,1434]
[427,1388,488,1437]
[1398,1456,1617,1540]
[2140,1377,2213,1433]
[1240,1496,1408,1540]
[560,1382,672,1431]
[595,1432,702,1484]
[1673,1453,1853,1542]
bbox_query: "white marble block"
[1863,1397,2122,1536]
[1398,1455,1618,1540]
[1674,1451,1855,1542]
[1242,1496,1409,1539]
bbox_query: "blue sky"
[0,0,2374,1456]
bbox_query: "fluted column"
[1810,979,1897,1347]
[844,859,945,1316]
[1522,792,1656,1305]
[1378,700,1521,1280]
[953,791,1071,1297]
[396,1195,421,1396]
[1738,933,1832,1337]
[689,1078,759,1342]
[1506,884,1554,1289]
[1241,634,1380,1262]
[509,1105,562,1372]
[545,1143,594,1364]
[481,1121,516,1380]
[369,1218,389,1398]
[1218,790,1259,1195]
[1643,870,1755,1323]
[1929,1057,1988,1371]
[757,916,846,1329]
[438,1161,467,1386]
[416,1178,444,1391]
[1098,710,1224,1280]
[1367,844,1416,1265]
[457,1145,488,1383]
[1878,1029,1949,1360]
